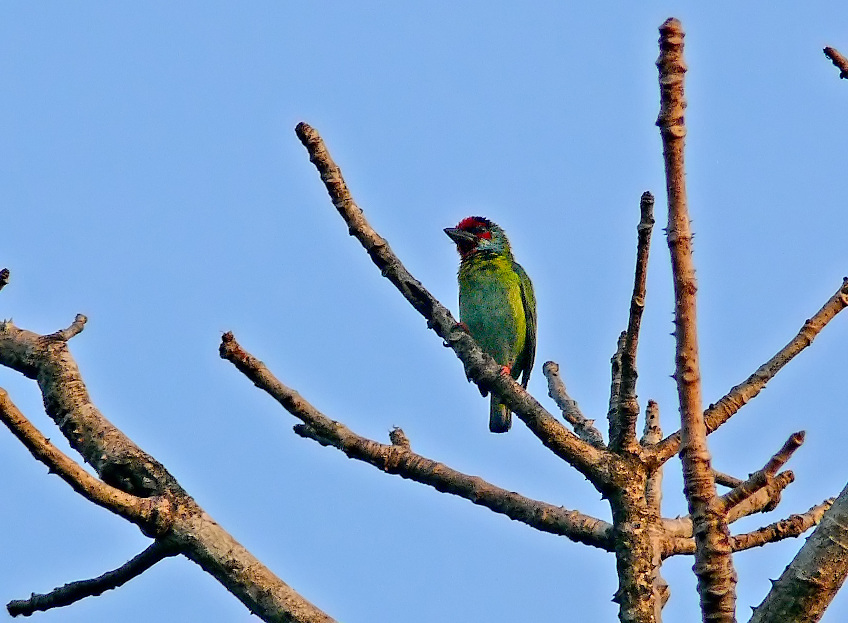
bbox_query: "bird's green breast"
[458,254,527,372]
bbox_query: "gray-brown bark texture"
[751,483,848,623]
[0,318,335,623]
[656,18,737,622]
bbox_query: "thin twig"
[220,332,614,549]
[721,431,804,513]
[664,472,795,541]
[657,17,737,620]
[713,470,743,489]
[543,361,605,447]
[824,46,848,79]
[611,191,655,452]
[668,499,833,557]
[730,499,833,553]
[654,278,848,464]
[7,541,177,617]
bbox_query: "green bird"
[445,216,537,433]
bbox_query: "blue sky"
[1,3,847,622]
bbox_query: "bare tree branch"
[0,319,336,623]
[543,360,605,447]
[664,472,796,543]
[640,401,663,515]
[610,191,655,453]
[294,121,616,489]
[0,318,180,497]
[655,278,848,464]
[729,500,833,553]
[662,432,803,544]
[721,431,804,514]
[0,388,169,531]
[219,332,614,549]
[713,470,743,489]
[824,46,848,79]
[668,500,833,557]
[7,541,177,617]
[657,17,737,621]
[606,331,627,447]
[751,483,848,623]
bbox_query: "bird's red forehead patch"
[456,216,492,238]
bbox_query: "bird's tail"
[489,396,511,433]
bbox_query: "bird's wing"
[513,261,537,388]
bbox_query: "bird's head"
[444,216,511,259]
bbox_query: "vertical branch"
[641,400,669,619]
[641,400,663,514]
[610,192,656,452]
[606,331,626,444]
[657,18,736,622]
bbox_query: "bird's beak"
[444,227,476,245]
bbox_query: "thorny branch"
[752,484,848,623]
[654,278,848,464]
[663,433,805,547]
[657,17,737,622]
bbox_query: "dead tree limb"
[0,319,335,623]
[657,18,737,621]
[610,191,655,453]
[219,332,614,548]
[750,483,848,623]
